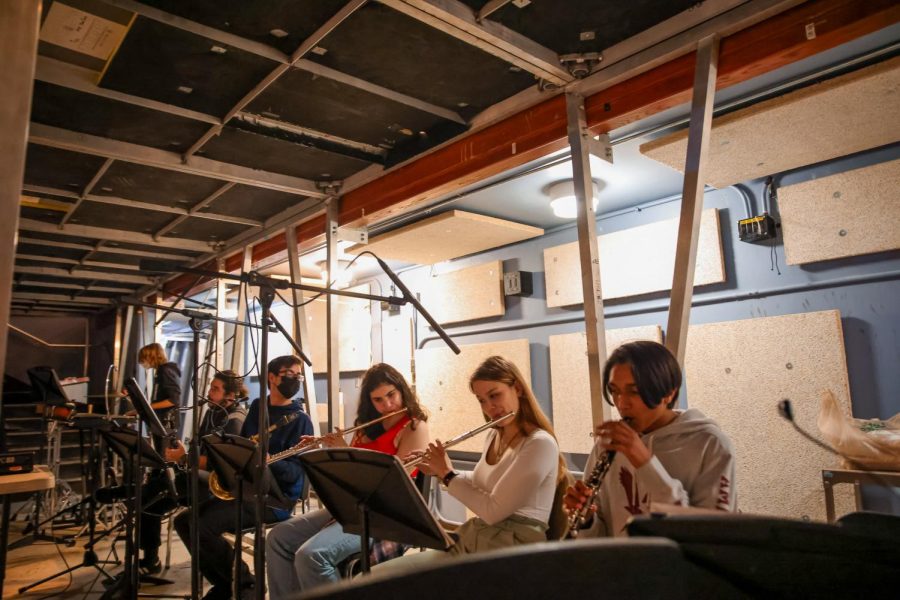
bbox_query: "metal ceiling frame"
[154,182,236,239]
[183,0,369,158]
[14,265,154,285]
[15,253,141,271]
[100,0,466,125]
[59,157,114,226]
[28,122,325,197]
[15,278,136,293]
[17,235,196,261]
[23,183,263,227]
[19,216,215,252]
[12,292,112,305]
[380,0,573,86]
[34,56,387,163]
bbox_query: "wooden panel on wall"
[550,326,663,454]
[381,312,414,382]
[305,283,372,374]
[544,209,724,307]
[416,339,531,452]
[347,210,543,265]
[684,310,855,521]
[778,158,900,265]
[640,56,900,188]
[420,260,504,325]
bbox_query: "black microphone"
[372,255,461,355]
[778,399,794,422]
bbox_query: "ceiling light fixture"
[548,180,600,219]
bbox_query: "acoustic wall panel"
[778,158,900,264]
[420,260,504,325]
[305,283,372,374]
[684,310,855,521]
[640,56,900,188]
[415,339,531,452]
[550,326,663,454]
[544,209,724,307]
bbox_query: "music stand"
[99,379,187,599]
[299,448,453,574]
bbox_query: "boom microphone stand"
[138,254,460,600]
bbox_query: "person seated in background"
[265,363,429,598]
[564,340,737,538]
[175,355,313,600]
[372,355,567,577]
[138,370,248,575]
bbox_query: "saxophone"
[566,418,633,538]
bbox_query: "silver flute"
[566,418,633,538]
[403,411,516,468]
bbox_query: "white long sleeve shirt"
[447,428,559,526]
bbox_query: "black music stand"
[99,379,188,599]
[299,448,453,574]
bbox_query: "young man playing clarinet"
[565,341,736,538]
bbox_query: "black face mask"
[276,376,301,399]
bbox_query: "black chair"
[627,512,900,598]
[307,537,745,599]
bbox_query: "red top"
[352,414,413,455]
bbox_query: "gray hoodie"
[582,408,736,537]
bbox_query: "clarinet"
[566,418,632,538]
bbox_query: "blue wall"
[322,142,899,513]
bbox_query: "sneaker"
[138,557,162,576]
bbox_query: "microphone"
[372,254,461,355]
[777,399,900,503]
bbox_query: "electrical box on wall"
[503,271,533,296]
[738,214,777,243]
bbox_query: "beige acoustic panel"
[420,260,504,325]
[347,210,543,265]
[416,339,531,452]
[778,158,900,265]
[305,284,372,374]
[381,312,414,383]
[640,56,900,188]
[550,326,663,454]
[684,310,855,521]
[544,209,724,307]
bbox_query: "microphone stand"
[134,255,461,600]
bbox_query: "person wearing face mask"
[265,363,429,597]
[563,341,737,538]
[138,370,249,575]
[174,355,313,600]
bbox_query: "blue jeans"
[265,508,369,598]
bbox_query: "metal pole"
[285,225,321,437]
[665,36,720,366]
[216,258,228,371]
[230,246,253,372]
[189,319,202,599]
[254,286,274,600]
[0,0,41,402]
[565,93,610,426]
[325,199,340,431]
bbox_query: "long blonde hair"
[469,356,568,483]
[138,343,167,368]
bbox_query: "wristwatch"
[441,470,458,486]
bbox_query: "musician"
[138,370,248,575]
[174,355,313,600]
[137,342,182,441]
[564,341,737,538]
[265,363,429,597]
[373,355,566,576]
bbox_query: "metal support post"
[325,199,341,431]
[665,36,720,366]
[286,224,321,436]
[230,246,253,372]
[565,93,610,426]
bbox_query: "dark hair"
[214,369,248,399]
[267,355,302,377]
[357,363,426,440]
[602,341,682,409]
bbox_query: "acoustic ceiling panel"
[306,2,536,116]
[348,210,544,265]
[640,56,900,188]
[92,161,225,207]
[67,201,173,233]
[203,185,308,221]
[31,81,211,154]
[100,17,277,118]
[23,144,108,191]
[778,158,900,264]
[164,217,253,243]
